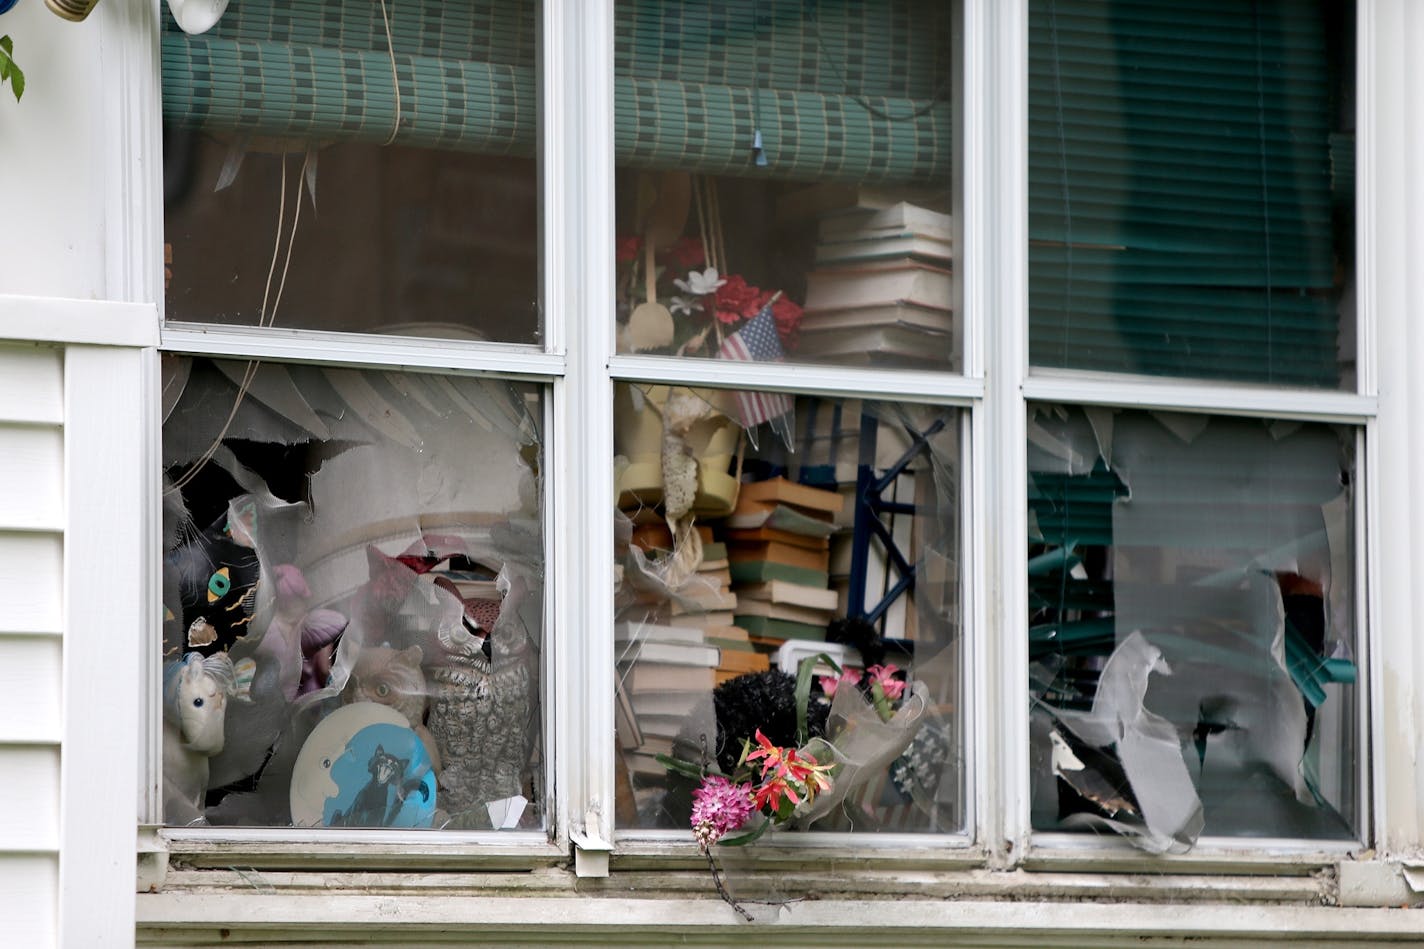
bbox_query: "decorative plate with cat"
[290,703,438,829]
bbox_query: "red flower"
[770,293,803,344]
[663,237,705,270]
[715,274,763,323]
[616,236,642,264]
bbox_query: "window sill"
[143,856,1339,904]
[135,887,1421,946]
[1022,832,1362,877]
[159,829,565,872]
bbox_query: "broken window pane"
[612,385,963,837]
[161,357,544,830]
[1028,404,1358,847]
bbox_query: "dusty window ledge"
[160,830,566,872]
[608,834,981,873]
[1022,833,1361,877]
[136,892,1424,946]
[145,863,1332,906]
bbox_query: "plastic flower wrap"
[673,654,927,915]
[681,656,924,841]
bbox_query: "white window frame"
[997,0,1381,869]
[121,0,1408,882]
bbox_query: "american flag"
[718,300,794,434]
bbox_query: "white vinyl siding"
[0,343,64,948]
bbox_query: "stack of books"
[614,620,719,778]
[684,539,771,683]
[797,202,954,367]
[727,478,845,647]
[665,535,737,628]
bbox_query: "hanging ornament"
[45,0,101,21]
[166,0,229,35]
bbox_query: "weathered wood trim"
[135,892,1424,946]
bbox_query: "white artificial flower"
[669,295,702,316]
[674,267,727,297]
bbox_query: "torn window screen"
[161,356,544,831]
[1028,405,1358,847]
[611,385,964,837]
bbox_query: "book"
[717,650,771,675]
[736,580,840,612]
[614,621,707,645]
[804,261,953,312]
[630,690,707,718]
[619,640,720,667]
[666,610,736,629]
[815,232,953,267]
[737,477,845,516]
[726,502,837,536]
[701,541,728,561]
[729,561,831,588]
[704,624,750,642]
[638,713,693,739]
[795,322,953,365]
[708,635,757,653]
[693,565,732,588]
[725,526,831,551]
[732,597,836,627]
[735,614,829,642]
[819,202,954,242]
[670,587,739,614]
[727,541,831,573]
[636,734,680,758]
[620,662,717,693]
[443,575,501,600]
[774,184,948,225]
[799,301,953,334]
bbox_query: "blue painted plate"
[290,703,437,829]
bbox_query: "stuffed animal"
[342,644,441,771]
[254,563,348,700]
[166,498,261,656]
[162,652,236,823]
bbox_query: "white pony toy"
[163,651,236,823]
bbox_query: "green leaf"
[716,818,771,848]
[0,37,21,103]
[654,753,708,781]
[793,652,842,746]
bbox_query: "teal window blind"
[161,0,951,185]
[613,0,950,183]
[1029,0,1351,387]
[161,0,540,155]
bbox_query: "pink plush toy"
[255,564,348,699]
